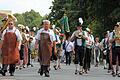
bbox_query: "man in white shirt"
[53,28,61,70]
[109,23,120,77]
[71,22,88,75]
[0,18,22,76]
[83,28,94,73]
[35,20,56,77]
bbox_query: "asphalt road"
[0,62,119,80]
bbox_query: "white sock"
[75,64,78,70]
[20,60,23,67]
[103,59,107,68]
[118,66,120,73]
[54,60,57,66]
[38,62,41,69]
[56,59,58,67]
[31,59,34,65]
[79,66,83,71]
[57,59,61,67]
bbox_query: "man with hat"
[70,20,88,75]
[52,28,61,70]
[35,20,56,77]
[83,27,94,73]
[109,22,120,77]
[17,24,28,69]
[0,15,22,76]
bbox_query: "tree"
[14,9,43,29]
[49,0,120,38]
[14,13,26,25]
[22,9,42,29]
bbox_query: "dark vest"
[74,31,85,47]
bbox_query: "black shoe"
[0,70,6,76]
[79,71,83,75]
[104,67,107,69]
[38,68,43,76]
[118,73,120,77]
[88,68,90,71]
[23,66,26,68]
[10,72,14,76]
[116,70,118,75]
[84,70,88,74]
[27,64,31,67]
[38,68,41,73]
[112,72,116,77]
[107,70,111,73]
[40,70,43,76]
[31,64,34,67]
[75,70,77,75]
[19,67,22,70]
[45,72,50,77]
[95,64,98,67]
[53,65,57,70]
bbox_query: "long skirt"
[23,45,28,65]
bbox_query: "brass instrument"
[114,22,120,39]
[0,12,17,33]
[74,30,83,39]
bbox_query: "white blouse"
[65,40,74,52]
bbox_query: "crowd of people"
[0,14,120,78]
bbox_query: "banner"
[60,15,70,33]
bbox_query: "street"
[0,62,119,80]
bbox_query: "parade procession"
[0,0,120,80]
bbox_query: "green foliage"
[49,0,120,38]
[14,9,43,29]
[14,13,26,25]
[89,19,103,38]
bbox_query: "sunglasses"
[8,23,13,25]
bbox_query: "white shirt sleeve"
[100,39,104,45]
[57,35,61,43]
[15,29,22,41]
[35,29,41,40]
[109,32,113,40]
[50,30,56,42]
[70,42,74,50]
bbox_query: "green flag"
[60,15,70,33]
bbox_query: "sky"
[0,0,54,16]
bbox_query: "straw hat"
[18,24,25,29]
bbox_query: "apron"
[1,31,20,64]
[38,32,52,66]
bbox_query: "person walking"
[0,15,22,76]
[35,20,56,77]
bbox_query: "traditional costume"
[0,24,22,76]
[71,21,88,75]
[100,34,110,69]
[35,20,56,77]
[94,37,100,67]
[109,22,120,77]
[53,28,61,70]
[83,28,94,73]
